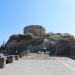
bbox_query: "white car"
[38,51,44,54]
[38,51,41,54]
[45,51,51,54]
[0,53,7,60]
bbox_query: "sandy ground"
[0,53,75,75]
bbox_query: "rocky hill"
[2,25,75,55]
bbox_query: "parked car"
[0,53,7,60]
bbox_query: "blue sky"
[0,0,75,44]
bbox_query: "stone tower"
[23,25,45,38]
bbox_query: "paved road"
[22,53,49,60]
[0,53,75,75]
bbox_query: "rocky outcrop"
[5,34,34,54]
[5,33,45,54]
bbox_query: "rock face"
[23,25,45,38]
[5,33,45,54]
[5,34,34,54]
[68,40,75,55]
[54,40,70,56]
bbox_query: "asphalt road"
[0,53,75,75]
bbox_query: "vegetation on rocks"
[46,33,75,40]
